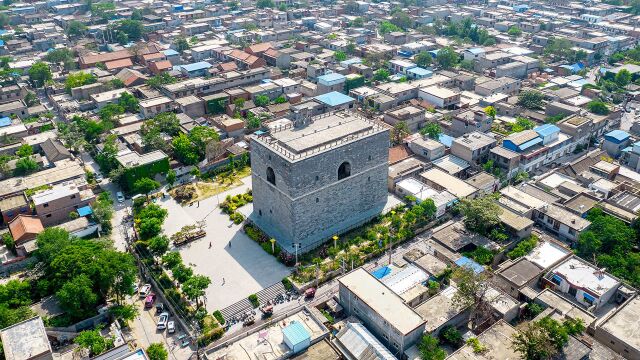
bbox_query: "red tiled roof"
[79,49,132,67]
[245,42,273,55]
[218,62,238,71]
[149,60,173,73]
[105,58,134,70]
[8,215,44,243]
[389,144,413,164]
[142,52,165,61]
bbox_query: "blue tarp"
[77,206,93,217]
[455,256,484,274]
[0,117,11,127]
[371,266,392,279]
[282,321,310,346]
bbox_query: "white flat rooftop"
[525,241,570,269]
[553,258,620,297]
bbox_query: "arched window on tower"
[338,162,351,180]
[266,167,276,185]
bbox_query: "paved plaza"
[159,176,291,312]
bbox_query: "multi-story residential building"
[450,131,496,164]
[542,257,620,311]
[449,109,492,137]
[383,105,426,132]
[338,268,426,356]
[139,97,175,119]
[31,183,95,226]
[418,86,460,109]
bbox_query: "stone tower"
[250,111,389,253]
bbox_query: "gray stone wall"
[250,127,389,252]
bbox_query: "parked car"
[157,312,169,330]
[116,191,125,203]
[132,283,139,294]
[144,293,157,308]
[139,284,151,298]
[167,321,175,334]
[155,303,164,314]
[95,173,103,182]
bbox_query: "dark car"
[155,303,164,314]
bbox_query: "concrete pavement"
[159,176,291,312]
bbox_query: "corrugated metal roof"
[282,321,310,346]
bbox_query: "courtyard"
[158,175,291,312]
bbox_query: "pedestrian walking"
[209,242,212,248]
[222,278,225,285]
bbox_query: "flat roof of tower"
[252,111,388,161]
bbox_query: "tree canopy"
[28,62,52,87]
[436,47,459,69]
[517,90,545,110]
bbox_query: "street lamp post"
[270,238,276,254]
[332,235,338,249]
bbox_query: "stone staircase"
[219,282,287,321]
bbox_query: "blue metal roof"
[518,137,543,151]
[0,40,4,47]
[163,49,179,56]
[0,117,11,127]
[282,321,310,346]
[317,72,345,83]
[371,266,392,279]
[314,92,354,107]
[181,61,212,72]
[455,256,484,274]
[340,58,362,67]
[407,67,432,76]
[467,47,484,55]
[534,124,560,137]
[438,134,453,147]
[77,206,93,217]
[605,130,630,144]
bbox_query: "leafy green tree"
[148,235,169,256]
[350,17,364,27]
[0,280,32,307]
[173,36,190,53]
[66,20,87,37]
[414,51,432,68]
[517,90,545,109]
[65,71,96,93]
[171,263,193,283]
[544,37,575,61]
[130,8,143,20]
[133,177,160,195]
[458,195,501,235]
[146,343,168,360]
[256,0,274,7]
[451,266,492,327]
[334,51,347,62]
[0,305,35,331]
[420,122,442,139]
[0,13,9,28]
[15,144,32,158]
[254,95,270,107]
[182,275,211,309]
[109,304,138,325]
[24,92,39,107]
[417,334,446,360]
[99,103,124,124]
[162,252,182,268]
[44,48,75,64]
[390,12,413,30]
[391,121,409,145]
[166,169,176,187]
[116,19,143,41]
[507,235,538,259]
[13,157,39,176]
[75,328,114,356]
[118,92,139,113]
[172,133,200,165]
[116,31,128,45]
[507,26,522,37]
[379,21,402,34]
[484,106,496,119]
[146,73,177,89]
[373,68,390,82]
[615,68,632,87]
[587,100,610,115]
[459,59,474,71]
[28,62,52,87]
[436,46,459,69]
[57,275,98,319]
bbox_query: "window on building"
[43,203,49,208]
[338,162,351,180]
[266,167,276,185]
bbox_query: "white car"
[167,321,175,334]
[116,191,125,203]
[157,312,169,330]
[95,173,104,182]
[139,284,151,298]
